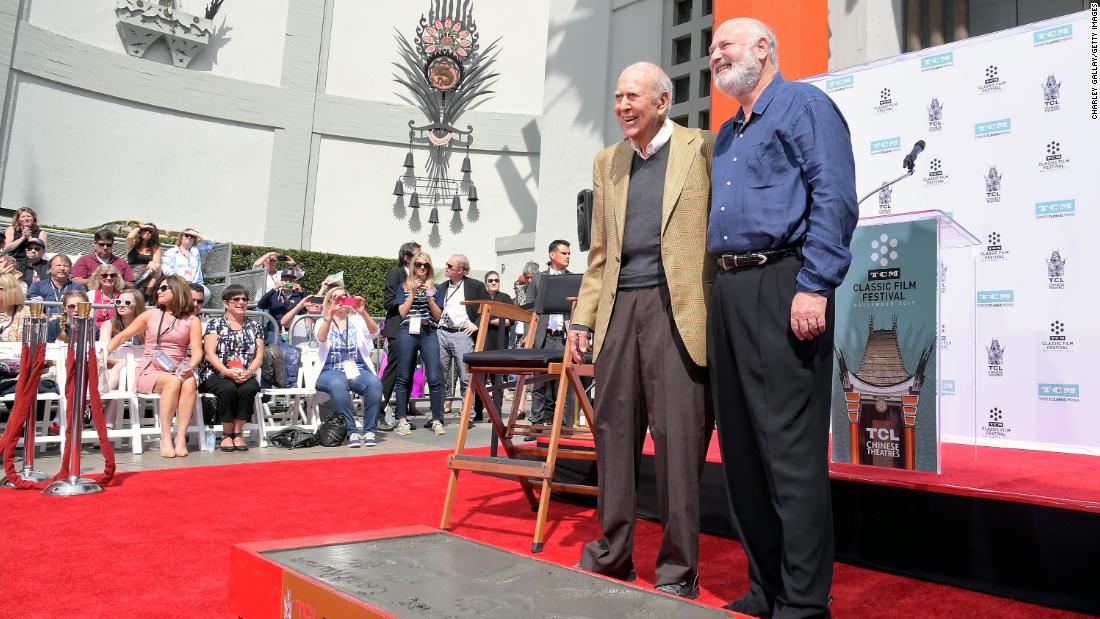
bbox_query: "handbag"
[316,411,347,447]
[268,426,320,449]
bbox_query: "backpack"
[261,343,285,388]
[268,426,319,449]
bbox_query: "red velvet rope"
[1,342,46,487]
[0,339,115,489]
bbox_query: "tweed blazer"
[573,122,716,366]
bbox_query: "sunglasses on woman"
[100,273,118,279]
[158,284,170,292]
[227,296,249,304]
[486,278,500,283]
[414,262,430,268]
[114,299,134,307]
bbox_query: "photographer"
[280,280,335,347]
[253,251,296,294]
[257,267,304,344]
[314,287,382,448]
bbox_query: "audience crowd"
[0,215,563,455]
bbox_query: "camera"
[276,254,290,262]
[308,296,324,304]
[338,297,358,308]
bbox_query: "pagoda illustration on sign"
[836,315,934,470]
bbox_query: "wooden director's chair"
[440,276,596,552]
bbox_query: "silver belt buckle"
[750,252,768,265]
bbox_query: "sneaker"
[348,432,362,448]
[376,418,396,432]
[362,432,377,447]
[431,420,446,436]
[394,420,413,436]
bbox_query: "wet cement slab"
[263,532,727,618]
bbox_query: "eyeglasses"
[181,233,197,239]
[25,246,41,252]
[157,285,170,292]
[65,304,77,310]
[227,296,249,304]
[95,242,112,248]
[486,279,500,283]
[446,263,463,270]
[114,299,134,307]
[414,262,430,268]
[100,273,118,279]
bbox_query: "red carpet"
[0,449,1086,618]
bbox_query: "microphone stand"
[858,164,916,206]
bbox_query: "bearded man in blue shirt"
[706,17,857,619]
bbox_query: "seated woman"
[160,228,215,285]
[47,290,90,344]
[393,252,445,436]
[108,275,202,458]
[89,264,124,332]
[0,273,30,342]
[126,222,162,299]
[314,286,382,447]
[98,287,145,387]
[280,280,334,347]
[3,207,47,264]
[198,284,263,452]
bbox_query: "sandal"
[219,433,236,452]
[232,433,249,452]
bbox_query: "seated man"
[27,254,87,316]
[16,237,49,286]
[189,282,208,309]
[71,229,134,287]
[257,268,304,343]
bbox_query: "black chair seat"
[465,348,561,368]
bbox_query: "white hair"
[740,18,779,69]
[621,61,672,103]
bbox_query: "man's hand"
[568,330,590,364]
[790,291,827,341]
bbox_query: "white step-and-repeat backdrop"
[806,10,1099,455]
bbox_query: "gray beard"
[715,58,762,98]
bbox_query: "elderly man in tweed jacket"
[571,62,715,599]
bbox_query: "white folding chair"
[252,351,317,447]
[97,346,143,453]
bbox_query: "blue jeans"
[395,327,444,423]
[314,367,382,434]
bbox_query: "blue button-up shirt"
[708,73,858,293]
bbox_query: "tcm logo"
[1042,320,1074,352]
[976,290,1014,306]
[1038,140,1069,172]
[1035,199,1075,219]
[826,76,854,92]
[974,118,1011,138]
[873,87,898,114]
[870,137,901,154]
[980,231,1009,262]
[978,65,1008,94]
[920,52,954,71]
[1033,24,1072,46]
[923,157,949,187]
[939,379,956,395]
[983,407,1010,438]
[1038,383,1080,402]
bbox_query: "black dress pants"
[380,336,399,409]
[201,375,261,424]
[707,255,834,619]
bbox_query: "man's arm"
[383,267,401,312]
[70,256,94,286]
[569,152,611,362]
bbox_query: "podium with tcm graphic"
[831,210,978,473]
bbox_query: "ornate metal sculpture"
[392,0,500,228]
[115,0,226,69]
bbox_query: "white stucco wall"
[310,136,537,273]
[828,0,904,71]
[27,0,289,86]
[326,0,550,116]
[2,74,274,243]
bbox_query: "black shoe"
[655,576,699,600]
[523,435,536,442]
[376,419,396,432]
[467,420,477,429]
[722,594,771,617]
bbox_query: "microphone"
[902,140,926,171]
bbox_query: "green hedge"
[231,244,395,316]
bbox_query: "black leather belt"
[440,326,462,333]
[717,245,803,270]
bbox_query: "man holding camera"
[253,251,297,294]
[257,268,304,344]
